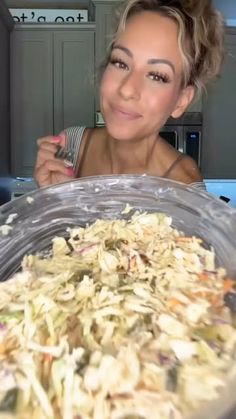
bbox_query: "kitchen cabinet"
[53,30,95,134]
[11,29,53,177]
[10,24,95,177]
[0,2,14,176]
[201,27,236,179]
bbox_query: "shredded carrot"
[43,337,54,362]
[0,343,5,355]
[223,278,235,293]
[175,237,192,243]
[192,291,207,299]
[175,236,202,243]
[197,273,209,282]
[209,294,222,307]
[192,290,222,307]
[167,298,183,308]
[44,354,53,362]
[129,255,137,270]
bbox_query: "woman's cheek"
[99,73,107,110]
[100,73,118,112]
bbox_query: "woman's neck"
[106,133,158,174]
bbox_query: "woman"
[34,0,224,188]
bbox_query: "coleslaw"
[0,211,236,418]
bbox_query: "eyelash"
[109,57,170,84]
[148,72,170,84]
[109,57,128,70]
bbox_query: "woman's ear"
[171,85,195,118]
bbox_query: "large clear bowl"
[0,175,236,418]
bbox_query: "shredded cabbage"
[0,211,236,418]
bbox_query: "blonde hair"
[104,0,225,96]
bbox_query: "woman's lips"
[112,105,142,120]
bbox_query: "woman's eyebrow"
[112,44,132,57]
[112,45,175,74]
[147,58,175,74]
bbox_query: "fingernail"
[66,167,75,177]
[64,160,74,168]
[52,136,61,143]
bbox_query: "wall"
[6,0,236,22]
[213,0,236,19]
[6,0,236,16]
[0,2,14,176]
[6,0,95,22]
[0,19,9,174]
[201,27,236,179]
[6,0,90,10]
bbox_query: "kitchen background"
[0,0,236,205]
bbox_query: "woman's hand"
[34,133,75,187]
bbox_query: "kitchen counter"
[205,179,236,208]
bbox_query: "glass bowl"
[1,175,236,282]
[0,175,236,418]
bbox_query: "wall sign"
[9,9,88,23]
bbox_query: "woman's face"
[100,11,194,141]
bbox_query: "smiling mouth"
[112,106,142,120]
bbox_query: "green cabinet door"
[53,28,95,134]
[10,29,53,177]
[10,24,95,177]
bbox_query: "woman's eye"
[109,58,128,70]
[149,72,170,83]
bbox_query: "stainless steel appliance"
[95,111,202,166]
[160,112,202,166]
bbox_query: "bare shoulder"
[76,127,108,177]
[156,137,202,184]
[167,154,203,184]
[77,127,104,159]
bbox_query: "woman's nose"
[118,71,141,100]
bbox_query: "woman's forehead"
[115,11,183,72]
